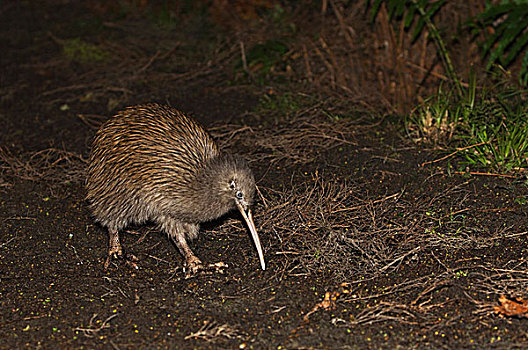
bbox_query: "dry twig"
[185,320,245,342]
[74,314,117,337]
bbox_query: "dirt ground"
[2,2,528,349]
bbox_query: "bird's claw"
[104,251,139,270]
[183,260,228,279]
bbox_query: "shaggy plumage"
[86,103,265,275]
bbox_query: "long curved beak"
[236,203,266,270]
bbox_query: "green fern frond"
[476,2,528,86]
[369,0,445,43]
[367,0,460,95]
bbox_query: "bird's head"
[227,170,254,211]
[209,155,265,271]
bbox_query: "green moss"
[257,92,303,113]
[62,38,108,64]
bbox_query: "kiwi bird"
[86,103,265,276]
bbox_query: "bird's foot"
[104,250,139,270]
[183,258,228,279]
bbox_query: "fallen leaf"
[303,283,351,322]
[494,295,528,318]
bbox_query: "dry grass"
[213,114,528,326]
[0,147,86,184]
[250,169,528,325]
[33,1,488,116]
[185,320,246,342]
[211,107,362,164]
[36,29,240,113]
[256,174,408,280]
[74,313,118,338]
[296,1,485,113]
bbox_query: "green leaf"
[411,16,426,42]
[478,3,515,24]
[369,0,385,22]
[403,6,416,27]
[520,51,528,86]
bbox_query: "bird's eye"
[236,191,243,199]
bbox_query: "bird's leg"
[178,223,228,278]
[104,227,122,269]
[162,219,226,278]
[158,217,203,275]
[174,234,203,276]
[104,227,138,269]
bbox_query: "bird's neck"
[187,155,235,222]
